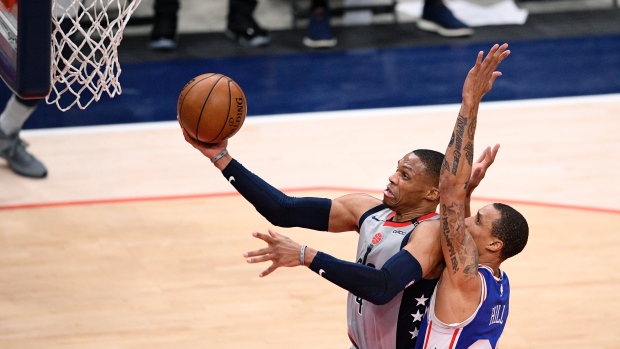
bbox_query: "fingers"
[245,253,273,263]
[268,229,280,238]
[251,231,275,244]
[491,144,500,157]
[476,50,484,66]
[476,146,490,164]
[244,232,274,258]
[259,263,279,277]
[488,71,502,86]
[482,43,509,68]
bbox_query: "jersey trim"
[358,203,387,231]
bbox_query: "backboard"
[0,0,51,99]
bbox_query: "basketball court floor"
[1,1,619,348]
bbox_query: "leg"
[225,0,271,47]
[0,95,48,178]
[417,0,474,37]
[150,0,180,51]
[303,0,337,48]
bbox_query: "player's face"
[465,204,501,253]
[383,153,436,210]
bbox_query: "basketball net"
[47,0,141,111]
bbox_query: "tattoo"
[452,150,461,175]
[441,203,459,274]
[454,115,467,151]
[467,117,477,140]
[464,179,469,190]
[448,131,455,147]
[464,142,474,166]
[441,202,479,276]
[450,115,468,175]
[441,158,450,175]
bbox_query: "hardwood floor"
[1,94,619,348]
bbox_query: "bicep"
[402,222,443,279]
[328,194,381,233]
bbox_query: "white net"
[47,0,141,111]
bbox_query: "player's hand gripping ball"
[177,73,247,143]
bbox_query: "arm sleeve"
[221,158,332,231]
[308,249,423,305]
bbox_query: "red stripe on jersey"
[384,220,411,227]
[423,320,433,349]
[449,328,461,348]
[384,212,438,227]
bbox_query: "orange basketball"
[177,73,247,143]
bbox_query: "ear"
[487,239,503,254]
[426,187,440,201]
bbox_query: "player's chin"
[382,196,396,208]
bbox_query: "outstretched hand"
[244,229,304,277]
[466,144,500,197]
[462,43,511,103]
[178,115,228,159]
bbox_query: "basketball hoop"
[47,0,141,111]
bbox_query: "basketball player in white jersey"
[180,44,505,349]
[414,43,529,349]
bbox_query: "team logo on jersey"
[371,233,383,245]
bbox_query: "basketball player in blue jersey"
[413,43,529,349]
[179,44,505,349]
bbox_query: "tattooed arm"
[434,44,510,323]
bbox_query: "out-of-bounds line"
[20,93,620,136]
[0,186,619,215]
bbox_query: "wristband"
[210,149,228,163]
[300,245,307,266]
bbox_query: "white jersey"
[347,205,439,349]
[415,265,510,349]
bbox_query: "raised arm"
[180,128,379,232]
[438,44,510,294]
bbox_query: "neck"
[478,258,502,278]
[392,204,437,222]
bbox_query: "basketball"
[177,73,247,143]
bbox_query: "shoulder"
[333,193,382,214]
[410,220,441,240]
[329,193,383,232]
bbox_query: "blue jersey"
[415,265,510,349]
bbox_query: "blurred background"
[4,0,620,129]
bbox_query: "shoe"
[417,1,474,37]
[303,7,337,49]
[0,129,47,178]
[225,13,271,47]
[150,15,178,51]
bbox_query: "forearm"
[221,158,332,231]
[442,113,476,188]
[306,248,422,305]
